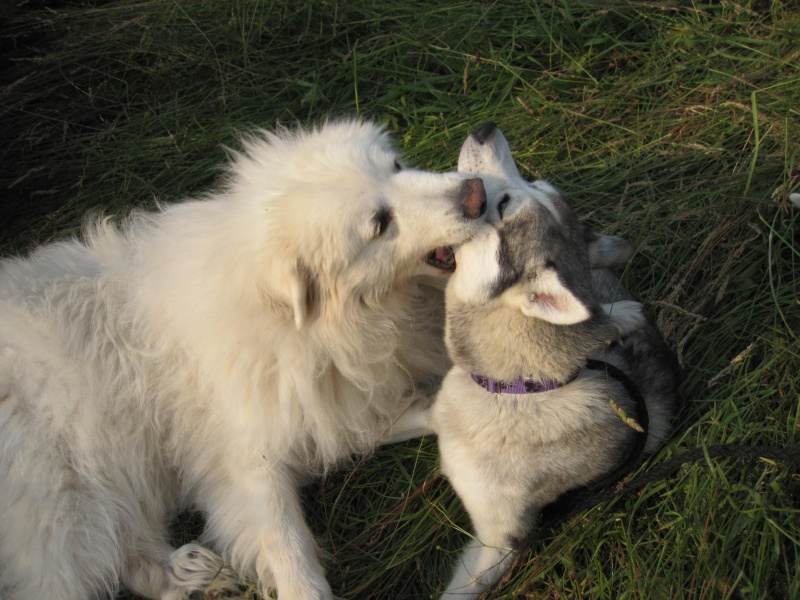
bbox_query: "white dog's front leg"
[380,399,436,444]
[203,465,333,600]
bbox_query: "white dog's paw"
[380,395,438,444]
[165,543,250,600]
[602,300,646,338]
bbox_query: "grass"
[2,0,799,598]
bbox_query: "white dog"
[0,119,487,600]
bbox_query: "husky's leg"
[602,300,645,338]
[438,479,523,600]
[440,538,516,600]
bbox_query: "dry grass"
[2,1,799,598]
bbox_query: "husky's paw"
[602,300,646,338]
[166,543,250,600]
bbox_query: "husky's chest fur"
[435,366,630,478]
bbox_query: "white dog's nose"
[462,178,487,218]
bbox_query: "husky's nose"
[461,178,487,218]
[471,122,498,144]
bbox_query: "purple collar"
[470,372,576,394]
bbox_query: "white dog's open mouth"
[426,246,456,272]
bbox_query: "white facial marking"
[450,229,501,304]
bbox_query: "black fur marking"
[497,194,511,218]
[489,230,522,297]
[539,359,649,524]
[506,532,527,550]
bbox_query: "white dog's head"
[225,119,487,328]
[451,122,634,325]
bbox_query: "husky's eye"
[393,159,403,173]
[373,208,393,238]
[497,194,511,218]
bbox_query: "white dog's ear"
[586,231,634,268]
[505,268,591,324]
[289,261,318,330]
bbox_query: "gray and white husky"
[429,123,680,599]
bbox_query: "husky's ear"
[507,268,591,324]
[288,261,319,329]
[585,231,634,268]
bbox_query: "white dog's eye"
[497,194,511,218]
[393,159,402,173]
[373,208,393,238]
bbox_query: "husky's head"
[451,122,633,325]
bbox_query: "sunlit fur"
[430,123,679,600]
[0,119,485,600]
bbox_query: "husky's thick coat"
[430,123,679,600]
[0,120,488,600]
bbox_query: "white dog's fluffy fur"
[0,120,487,600]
